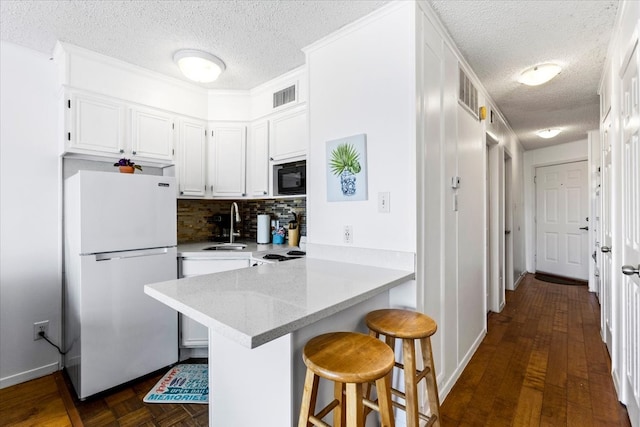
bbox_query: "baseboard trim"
[0,362,60,389]
[437,328,486,401]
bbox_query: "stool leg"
[375,371,395,427]
[298,368,319,427]
[345,383,364,427]
[334,382,346,426]
[364,330,380,413]
[402,339,419,427]
[420,337,441,427]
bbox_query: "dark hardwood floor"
[0,273,631,426]
[440,273,631,426]
[0,361,208,427]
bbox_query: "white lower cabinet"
[178,258,251,350]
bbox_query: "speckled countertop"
[144,258,414,349]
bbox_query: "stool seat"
[299,332,396,426]
[366,309,437,339]
[303,332,395,383]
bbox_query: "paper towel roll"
[257,214,271,244]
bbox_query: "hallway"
[440,273,631,426]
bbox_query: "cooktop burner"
[263,252,305,262]
[287,250,306,256]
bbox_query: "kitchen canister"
[257,214,271,244]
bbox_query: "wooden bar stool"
[365,309,441,427]
[298,332,396,427]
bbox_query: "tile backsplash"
[177,198,306,244]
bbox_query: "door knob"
[621,265,640,277]
[601,246,611,253]
[579,226,589,231]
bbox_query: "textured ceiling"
[429,0,619,150]
[0,0,390,90]
[0,0,620,151]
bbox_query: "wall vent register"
[273,84,296,108]
[459,66,479,119]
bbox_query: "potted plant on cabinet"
[114,158,142,174]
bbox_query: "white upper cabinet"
[247,120,270,197]
[130,106,175,162]
[66,92,126,156]
[269,104,307,161]
[209,123,247,197]
[65,91,176,164]
[178,118,207,197]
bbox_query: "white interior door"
[601,119,614,354]
[535,161,589,280]
[620,37,640,426]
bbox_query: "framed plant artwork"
[326,134,368,202]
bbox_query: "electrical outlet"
[343,225,353,244]
[33,320,49,341]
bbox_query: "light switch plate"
[378,192,390,213]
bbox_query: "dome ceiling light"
[518,63,562,86]
[173,49,225,83]
[536,129,562,139]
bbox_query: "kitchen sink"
[202,243,247,251]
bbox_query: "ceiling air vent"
[273,84,296,108]
[458,66,478,119]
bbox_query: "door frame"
[524,154,588,274]
[486,133,504,313]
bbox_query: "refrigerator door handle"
[93,247,173,261]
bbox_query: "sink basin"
[203,243,247,251]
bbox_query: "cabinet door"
[68,92,125,155]
[179,258,251,347]
[178,119,207,197]
[248,120,270,197]
[130,106,175,162]
[210,123,247,197]
[269,105,307,161]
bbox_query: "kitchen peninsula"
[145,256,414,426]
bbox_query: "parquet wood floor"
[440,273,631,426]
[0,274,632,426]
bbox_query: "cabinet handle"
[132,150,137,155]
[180,191,184,195]
[263,191,267,195]
[622,264,640,277]
[270,157,274,161]
[119,149,125,154]
[601,246,611,253]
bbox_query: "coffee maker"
[209,214,231,242]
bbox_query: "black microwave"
[276,161,306,195]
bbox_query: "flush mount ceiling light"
[173,49,225,83]
[518,63,562,86]
[536,129,562,139]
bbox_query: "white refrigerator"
[64,170,178,399]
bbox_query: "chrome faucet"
[230,202,241,243]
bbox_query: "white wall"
[0,41,61,388]
[305,2,416,252]
[523,139,589,272]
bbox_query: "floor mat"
[143,364,208,404]
[534,272,587,286]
